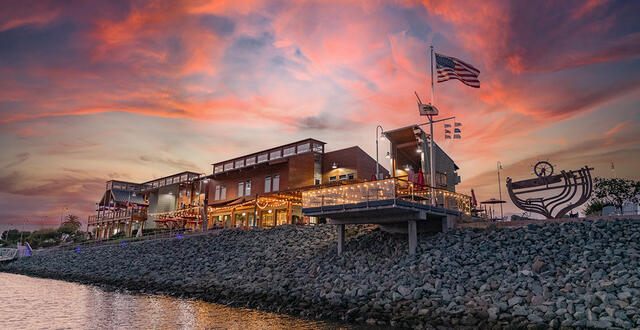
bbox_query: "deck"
[301,179,470,254]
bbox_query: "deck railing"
[301,178,471,214]
[88,209,147,225]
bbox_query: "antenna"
[414,91,423,105]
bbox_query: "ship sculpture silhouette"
[506,162,593,219]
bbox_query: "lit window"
[235,159,244,168]
[265,177,271,193]
[257,153,268,163]
[246,157,256,166]
[329,176,337,182]
[283,146,295,156]
[272,175,280,191]
[270,150,281,160]
[339,174,347,181]
[297,143,310,153]
[238,182,245,198]
[245,181,251,196]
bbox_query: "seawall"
[2,220,640,328]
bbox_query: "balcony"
[88,209,147,225]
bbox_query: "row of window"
[212,175,281,201]
[329,173,355,182]
[214,142,323,174]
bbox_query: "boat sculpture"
[506,162,593,219]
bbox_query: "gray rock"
[509,296,523,307]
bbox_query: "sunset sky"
[1,0,639,229]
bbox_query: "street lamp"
[376,125,385,180]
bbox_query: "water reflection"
[0,273,348,329]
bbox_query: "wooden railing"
[88,209,147,225]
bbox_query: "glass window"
[270,150,281,160]
[265,176,271,193]
[220,186,226,200]
[235,159,244,168]
[153,181,158,188]
[215,186,221,200]
[283,146,295,156]
[245,181,251,196]
[347,173,355,180]
[329,176,337,182]
[246,157,256,166]
[181,174,188,181]
[297,143,310,153]
[224,162,233,171]
[339,174,347,181]
[313,143,323,153]
[238,182,245,198]
[273,175,280,191]
[257,153,268,163]
[214,165,223,173]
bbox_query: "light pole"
[497,161,504,220]
[375,125,386,180]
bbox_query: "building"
[87,139,389,237]
[88,171,203,239]
[205,138,389,229]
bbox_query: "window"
[235,159,244,168]
[270,150,281,160]
[297,143,310,153]
[246,157,256,166]
[245,180,251,196]
[215,186,221,200]
[214,165,223,173]
[224,162,233,171]
[238,182,245,198]
[180,174,188,181]
[347,173,355,180]
[283,146,295,156]
[329,176,337,182]
[313,143,323,153]
[265,177,271,193]
[273,175,280,191]
[220,186,226,200]
[339,174,347,181]
[258,153,268,163]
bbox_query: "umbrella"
[416,168,425,187]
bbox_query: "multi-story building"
[205,138,388,229]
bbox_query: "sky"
[1,0,640,229]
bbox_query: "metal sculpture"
[506,163,593,219]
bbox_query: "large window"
[224,162,233,171]
[245,181,251,196]
[297,143,310,153]
[214,165,223,173]
[246,156,256,166]
[265,177,271,193]
[215,186,220,200]
[235,159,244,168]
[257,153,268,163]
[273,175,280,191]
[238,182,244,198]
[215,185,227,200]
[313,143,323,153]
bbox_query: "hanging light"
[379,133,387,141]
[385,152,391,159]
[404,165,411,172]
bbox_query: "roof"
[141,171,201,185]
[111,189,146,204]
[212,138,325,166]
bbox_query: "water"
[0,272,348,329]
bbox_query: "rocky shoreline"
[2,219,640,329]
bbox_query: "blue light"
[177,234,183,239]
[121,241,126,245]
[76,247,81,251]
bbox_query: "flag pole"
[429,45,437,206]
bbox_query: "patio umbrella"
[416,168,425,187]
[471,189,478,206]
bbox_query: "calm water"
[0,272,349,329]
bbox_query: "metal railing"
[301,178,471,214]
[88,209,147,225]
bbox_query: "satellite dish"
[415,91,438,116]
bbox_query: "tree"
[583,199,611,216]
[593,177,640,213]
[59,214,82,233]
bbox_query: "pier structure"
[302,125,470,254]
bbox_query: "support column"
[408,220,417,255]
[286,201,292,225]
[337,224,345,255]
[126,216,133,237]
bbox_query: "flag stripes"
[435,52,480,88]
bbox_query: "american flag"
[435,52,480,88]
